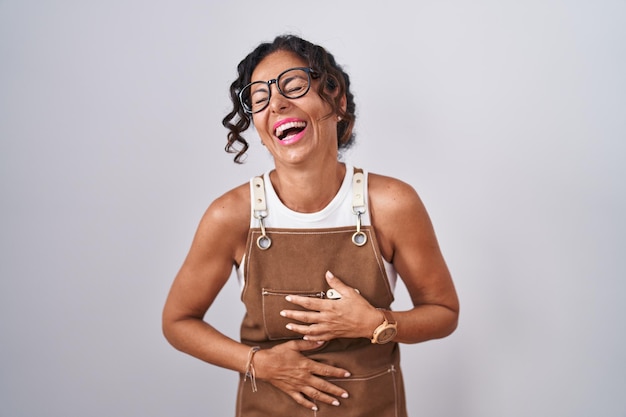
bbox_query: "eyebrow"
[250,83,270,92]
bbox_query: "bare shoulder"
[203,182,251,227]
[194,181,251,262]
[367,172,434,261]
[368,173,425,215]
[164,181,252,323]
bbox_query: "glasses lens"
[278,68,310,99]
[241,82,270,113]
[240,68,312,114]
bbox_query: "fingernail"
[316,340,324,345]
[312,406,318,411]
[286,324,292,330]
[326,270,334,279]
[279,310,286,317]
[332,400,340,406]
[341,392,349,398]
[344,372,351,377]
[285,295,292,302]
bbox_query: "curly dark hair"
[222,35,356,163]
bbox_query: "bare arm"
[370,174,459,343]
[162,185,351,411]
[162,184,251,370]
[281,174,459,344]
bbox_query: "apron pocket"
[322,365,406,417]
[262,288,325,340]
[237,366,406,417]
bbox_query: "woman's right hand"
[253,340,351,411]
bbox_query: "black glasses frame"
[238,67,317,114]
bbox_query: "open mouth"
[274,120,307,141]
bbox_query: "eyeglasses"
[239,67,317,114]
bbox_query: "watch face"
[378,327,397,343]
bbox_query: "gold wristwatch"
[371,309,397,344]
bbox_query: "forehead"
[251,50,308,82]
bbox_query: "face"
[249,50,342,166]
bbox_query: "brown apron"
[236,171,408,417]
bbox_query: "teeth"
[275,121,306,137]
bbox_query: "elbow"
[429,303,459,341]
[162,307,206,353]
[161,314,175,346]
[446,311,459,337]
[442,303,460,338]
[441,289,460,337]
[162,316,189,353]
[161,306,182,349]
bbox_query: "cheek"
[251,116,270,135]
[253,123,275,145]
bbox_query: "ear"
[339,93,347,114]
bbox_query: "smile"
[274,119,307,141]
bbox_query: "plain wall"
[1,1,624,416]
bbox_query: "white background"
[1,1,624,416]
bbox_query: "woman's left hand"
[280,270,382,341]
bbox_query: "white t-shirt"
[236,164,397,291]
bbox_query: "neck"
[269,161,346,213]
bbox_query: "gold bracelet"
[243,346,261,392]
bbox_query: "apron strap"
[351,168,368,246]
[251,168,368,248]
[252,176,271,250]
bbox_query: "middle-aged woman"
[163,34,459,417]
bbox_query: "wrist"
[243,346,261,392]
[370,309,398,344]
[363,307,385,338]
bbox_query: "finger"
[290,339,326,352]
[311,361,352,379]
[286,341,352,378]
[289,391,320,411]
[301,385,342,408]
[285,294,325,310]
[325,270,358,296]
[280,308,320,323]
[285,322,324,340]
[310,378,351,401]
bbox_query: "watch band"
[371,308,397,344]
[379,308,396,325]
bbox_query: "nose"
[267,83,290,113]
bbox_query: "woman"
[162,34,459,417]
